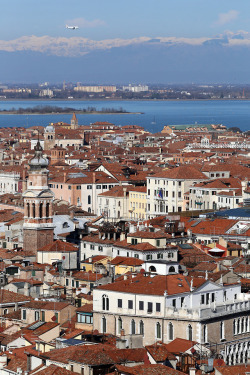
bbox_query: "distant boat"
[151,116,156,125]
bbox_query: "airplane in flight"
[66,25,79,30]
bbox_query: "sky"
[1,0,250,83]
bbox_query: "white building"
[93,273,250,365]
[147,165,208,217]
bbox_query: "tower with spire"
[71,112,78,129]
[22,141,54,255]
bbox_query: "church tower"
[71,112,78,129]
[23,141,54,255]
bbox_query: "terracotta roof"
[37,240,78,252]
[166,338,198,354]
[97,274,205,296]
[34,364,79,375]
[115,364,185,375]
[23,300,70,311]
[110,256,144,266]
[0,290,32,304]
[151,165,208,180]
[214,364,250,375]
[145,342,177,362]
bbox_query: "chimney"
[63,172,67,183]
[93,172,96,184]
[189,369,196,375]
[123,187,127,197]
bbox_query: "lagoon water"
[0,99,250,132]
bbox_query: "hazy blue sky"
[1,1,250,83]
[1,0,249,40]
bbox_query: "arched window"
[188,324,193,341]
[88,195,91,205]
[102,316,106,334]
[237,318,241,334]
[88,207,91,213]
[233,319,237,335]
[246,317,249,333]
[220,322,225,340]
[203,324,208,343]
[27,203,30,218]
[102,294,109,311]
[149,266,156,272]
[32,203,35,218]
[118,317,122,334]
[241,318,245,333]
[131,319,135,334]
[46,203,50,218]
[139,320,144,336]
[169,266,176,273]
[168,322,174,341]
[39,203,43,219]
[156,322,161,339]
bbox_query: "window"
[90,245,95,250]
[139,301,144,310]
[102,316,107,333]
[41,311,45,322]
[181,297,184,307]
[98,246,103,252]
[206,293,209,305]
[201,294,205,304]
[128,300,133,309]
[72,280,75,287]
[172,299,176,308]
[156,240,160,247]
[147,302,153,313]
[88,195,91,205]
[157,253,163,259]
[87,185,92,189]
[76,281,79,288]
[220,321,225,340]
[187,324,193,341]
[102,294,109,311]
[76,186,81,190]
[223,291,227,302]
[211,293,215,303]
[118,299,122,308]
[203,324,208,343]
[66,279,69,286]
[22,310,26,320]
[131,319,135,334]
[96,185,101,189]
[156,322,161,339]
[168,322,174,341]
[118,317,122,334]
[156,303,161,312]
[35,311,39,321]
[139,320,144,336]
[68,185,72,190]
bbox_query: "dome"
[29,141,49,169]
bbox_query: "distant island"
[0,105,141,115]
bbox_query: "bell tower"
[71,112,78,129]
[23,141,55,255]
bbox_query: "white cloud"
[214,10,239,26]
[66,17,106,28]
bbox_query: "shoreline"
[0,98,250,102]
[0,111,143,115]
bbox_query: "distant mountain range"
[1,32,250,83]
